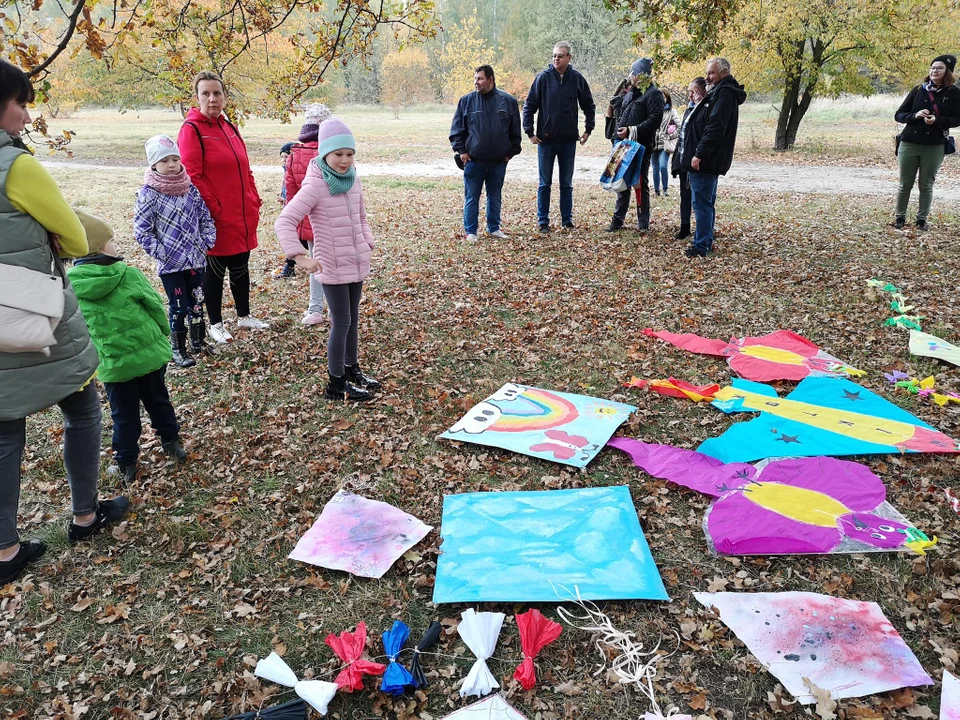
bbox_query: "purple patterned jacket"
[133,185,216,275]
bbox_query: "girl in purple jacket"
[134,135,217,367]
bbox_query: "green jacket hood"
[69,258,127,302]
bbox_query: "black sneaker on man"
[684,244,708,259]
[67,497,131,543]
[0,540,46,584]
[538,224,551,233]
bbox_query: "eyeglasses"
[552,53,569,59]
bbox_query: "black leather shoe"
[605,219,623,232]
[675,225,691,240]
[685,244,709,258]
[561,222,576,229]
[538,224,550,233]
[345,364,381,390]
[325,374,373,402]
[916,219,929,231]
[894,216,906,229]
[162,438,188,462]
[68,497,131,543]
[0,540,46,584]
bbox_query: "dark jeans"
[651,150,670,192]
[613,150,652,225]
[160,269,205,332]
[104,367,179,468]
[204,252,250,325]
[537,141,577,226]
[0,383,102,549]
[463,160,507,234]
[689,171,720,253]
[322,282,363,376]
[679,169,692,228]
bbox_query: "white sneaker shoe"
[465,233,479,243]
[237,315,270,330]
[209,322,233,343]
[301,311,326,326]
[488,230,508,239]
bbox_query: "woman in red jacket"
[178,71,269,343]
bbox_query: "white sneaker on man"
[301,311,326,326]
[465,233,479,243]
[209,322,233,343]
[488,230,508,239]
[237,315,270,330]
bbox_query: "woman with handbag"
[894,54,960,230]
[651,90,681,196]
[0,59,129,584]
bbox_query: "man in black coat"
[678,57,746,258]
[450,65,523,242]
[607,57,663,232]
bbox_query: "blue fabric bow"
[380,620,415,696]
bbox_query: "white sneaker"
[209,322,233,343]
[237,315,270,330]
[465,233,479,243]
[488,230,508,239]
[301,311,326,326]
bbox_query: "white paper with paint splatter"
[943,670,960,720]
[694,591,932,704]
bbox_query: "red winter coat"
[178,107,261,256]
[283,141,319,242]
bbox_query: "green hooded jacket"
[68,257,171,383]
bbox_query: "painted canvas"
[289,491,432,578]
[910,330,960,367]
[698,377,960,463]
[643,328,864,382]
[433,486,668,603]
[943,670,960,720]
[694,591,933,703]
[440,383,636,468]
[609,438,929,556]
[440,694,527,720]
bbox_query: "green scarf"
[318,158,356,195]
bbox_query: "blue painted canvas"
[440,383,636,468]
[433,486,668,603]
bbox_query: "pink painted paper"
[944,670,960,720]
[289,490,432,578]
[695,591,932,704]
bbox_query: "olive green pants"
[896,141,945,222]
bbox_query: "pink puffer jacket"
[275,161,374,285]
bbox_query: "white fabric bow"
[457,609,505,698]
[254,651,338,715]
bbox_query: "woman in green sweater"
[0,59,129,585]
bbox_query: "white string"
[553,584,682,719]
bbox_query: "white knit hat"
[304,103,332,124]
[145,134,180,168]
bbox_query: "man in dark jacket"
[678,57,746,258]
[607,58,663,232]
[522,41,596,232]
[450,65,522,242]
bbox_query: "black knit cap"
[932,54,957,72]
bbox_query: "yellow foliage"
[439,10,495,102]
[381,47,434,111]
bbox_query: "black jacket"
[895,83,960,145]
[522,65,596,143]
[617,83,664,146]
[677,74,746,176]
[449,87,523,163]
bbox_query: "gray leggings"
[322,281,362,376]
[0,382,102,549]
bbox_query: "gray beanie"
[145,134,181,168]
[630,58,653,77]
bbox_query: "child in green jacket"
[68,214,187,482]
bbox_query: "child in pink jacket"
[274,117,379,401]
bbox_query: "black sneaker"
[345,364,381,390]
[894,216,906,229]
[162,438,188,463]
[605,219,623,232]
[0,540,46,584]
[538,224,550,233]
[68,497,131,543]
[684,244,708,259]
[108,462,139,484]
[675,226,691,240]
[561,222,576,230]
[916,219,929,231]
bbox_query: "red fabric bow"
[324,621,386,691]
[513,609,562,690]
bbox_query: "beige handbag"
[0,260,65,356]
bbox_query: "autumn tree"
[381,46,433,117]
[436,10,494,102]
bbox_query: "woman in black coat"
[894,54,960,230]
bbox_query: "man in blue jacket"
[450,65,523,242]
[523,42,596,232]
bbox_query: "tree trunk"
[774,39,824,151]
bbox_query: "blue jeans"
[537,141,576,226]
[689,172,719,253]
[0,382,102,548]
[463,161,507,234]
[651,150,670,193]
[104,367,179,467]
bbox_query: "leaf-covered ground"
[3,161,959,720]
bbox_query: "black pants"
[160,269,205,332]
[679,170,692,228]
[204,252,250,325]
[104,367,179,467]
[613,150,652,224]
[322,282,363,376]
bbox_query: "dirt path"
[41,156,960,199]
